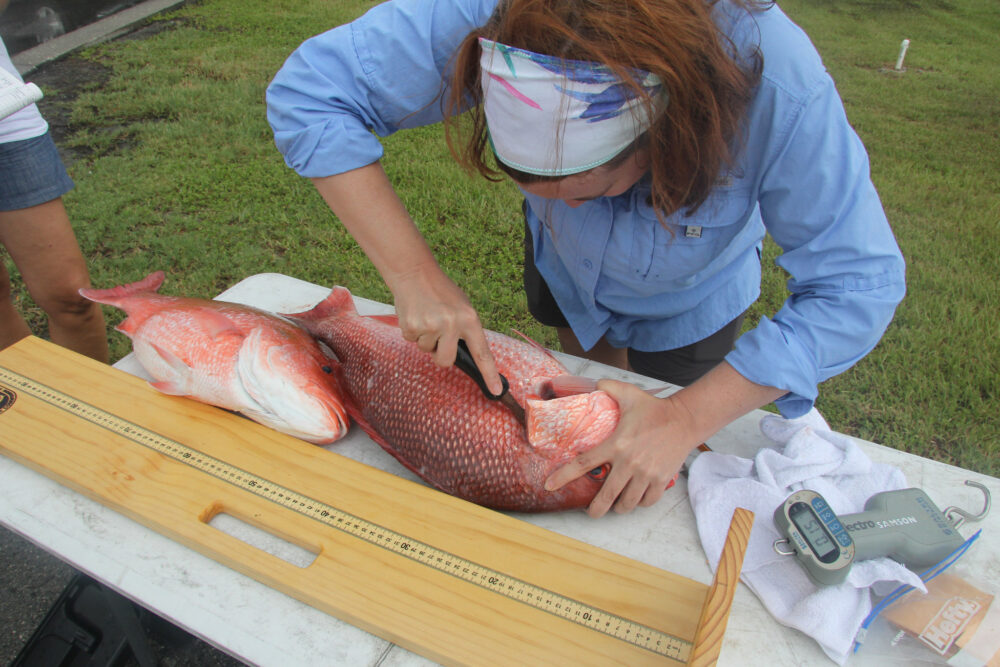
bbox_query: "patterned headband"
[479,38,664,177]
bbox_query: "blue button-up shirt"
[266,0,905,418]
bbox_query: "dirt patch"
[25,18,187,166]
[30,58,112,158]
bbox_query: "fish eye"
[587,464,610,481]
[321,365,333,374]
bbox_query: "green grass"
[6,0,997,475]
[771,0,1000,473]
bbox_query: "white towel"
[687,409,926,664]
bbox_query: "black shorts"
[523,211,745,387]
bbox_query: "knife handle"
[454,339,509,400]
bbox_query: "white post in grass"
[895,39,911,71]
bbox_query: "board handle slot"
[199,502,320,569]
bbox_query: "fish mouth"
[237,385,349,444]
[235,336,351,444]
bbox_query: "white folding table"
[1,273,996,666]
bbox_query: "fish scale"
[287,287,620,512]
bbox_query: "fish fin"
[283,286,357,322]
[114,318,140,336]
[336,387,435,485]
[355,417,435,483]
[510,328,561,363]
[328,376,385,448]
[190,307,243,340]
[149,379,189,396]
[144,341,195,396]
[544,375,599,397]
[343,401,388,449]
[79,271,166,305]
[366,314,399,326]
[316,339,340,362]
[149,340,191,370]
[322,371,427,479]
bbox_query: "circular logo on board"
[0,386,16,414]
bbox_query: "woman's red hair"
[444,0,765,217]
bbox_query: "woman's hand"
[544,362,787,518]
[545,379,700,518]
[390,265,503,395]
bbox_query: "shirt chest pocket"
[604,188,753,292]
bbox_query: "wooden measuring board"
[0,337,751,665]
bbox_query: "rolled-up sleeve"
[726,73,906,418]
[266,0,496,178]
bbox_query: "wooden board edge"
[687,507,754,666]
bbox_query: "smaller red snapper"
[80,271,349,444]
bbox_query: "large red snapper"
[80,271,350,444]
[285,286,620,512]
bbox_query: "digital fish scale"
[0,337,752,666]
[774,486,989,586]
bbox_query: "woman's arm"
[547,16,904,518]
[267,1,502,389]
[310,163,503,393]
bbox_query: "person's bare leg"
[0,258,33,349]
[0,198,108,362]
[556,326,628,370]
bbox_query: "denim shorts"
[0,133,74,212]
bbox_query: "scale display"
[788,501,839,561]
[773,490,855,585]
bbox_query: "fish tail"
[286,286,356,322]
[79,271,166,304]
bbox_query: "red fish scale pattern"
[305,310,607,512]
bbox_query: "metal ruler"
[0,355,695,664]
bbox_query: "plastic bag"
[859,569,999,665]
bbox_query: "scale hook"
[944,480,991,529]
[773,537,797,556]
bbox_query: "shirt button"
[582,259,593,270]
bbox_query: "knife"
[454,339,526,426]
